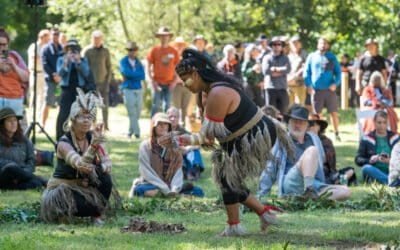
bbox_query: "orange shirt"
[0,56,23,98]
[147,45,179,85]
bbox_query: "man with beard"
[258,105,351,201]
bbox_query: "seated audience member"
[389,142,400,187]
[129,112,204,198]
[41,90,113,225]
[308,114,356,185]
[167,107,204,181]
[0,28,29,116]
[258,105,351,201]
[0,108,46,190]
[361,71,398,134]
[355,110,400,185]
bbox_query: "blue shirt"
[303,51,341,90]
[119,56,145,90]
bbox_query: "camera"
[380,153,389,158]
[1,50,8,59]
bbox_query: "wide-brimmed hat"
[364,38,378,47]
[0,107,22,121]
[152,112,171,127]
[155,27,173,37]
[256,34,268,42]
[126,41,139,50]
[284,105,309,123]
[290,35,301,43]
[309,114,328,132]
[269,36,285,46]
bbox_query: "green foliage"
[0,202,41,224]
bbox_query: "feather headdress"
[63,88,104,132]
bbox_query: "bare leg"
[330,111,340,133]
[242,195,264,214]
[225,203,240,223]
[42,105,49,127]
[297,146,319,178]
[144,189,159,197]
[319,185,351,201]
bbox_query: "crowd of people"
[1,24,400,236]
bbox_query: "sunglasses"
[272,43,282,46]
[127,48,138,52]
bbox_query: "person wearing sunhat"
[128,112,204,198]
[0,107,47,190]
[259,104,351,201]
[262,36,291,114]
[83,30,112,131]
[356,38,387,96]
[308,114,357,185]
[55,38,93,140]
[119,41,145,139]
[147,27,179,116]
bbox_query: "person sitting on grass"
[308,114,357,185]
[355,110,400,185]
[258,105,351,201]
[389,141,400,187]
[0,107,47,190]
[128,112,204,198]
[167,106,205,181]
[41,89,113,225]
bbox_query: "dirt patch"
[121,217,186,234]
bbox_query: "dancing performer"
[160,49,293,236]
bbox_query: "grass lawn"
[0,105,399,250]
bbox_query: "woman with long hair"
[0,108,46,190]
[159,48,293,236]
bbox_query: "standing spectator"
[205,42,218,65]
[217,44,242,81]
[386,50,399,104]
[262,36,291,114]
[340,54,358,108]
[170,37,192,126]
[256,34,270,63]
[147,27,179,116]
[119,41,145,139]
[356,38,387,96]
[0,28,29,117]
[360,71,398,133]
[55,39,92,140]
[303,37,341,140]
[41,28,63,130]
[287,35,307,105]
[27,29,50,117]
[0,108,46,190]
[192,34,210,59]
[355,111,400,184]
[83,30,112,130]
[242,44,264,106]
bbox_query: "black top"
[359,55,386,85]
[53,132,93,179]
[211,82,276,154]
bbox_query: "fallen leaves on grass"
[121,217,185,234]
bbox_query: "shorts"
[283,165,327,195]
[0,97,24,116]
[45,80,57,106]
[313,89,338,113]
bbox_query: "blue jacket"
[56,57,91,88]
[303,51,341,90]
[119,56,145,90]
[355,130,400,167]
[41,42,63,81]
[258,132,326,197]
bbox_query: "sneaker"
[303,186,319,200]
[219,223,247,237]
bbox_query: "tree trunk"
[117,0,131,41]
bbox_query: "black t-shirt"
[359,55,386,85]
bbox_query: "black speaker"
[25,0,46,7]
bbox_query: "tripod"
[24,2,56,147]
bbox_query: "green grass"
[1,106,400,250]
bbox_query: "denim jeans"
[133,183,204,197]
[151,84,171,116]
[362,164,388,184]
[123,88,143,137]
